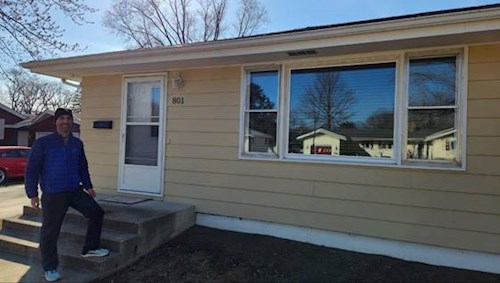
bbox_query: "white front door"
[119,76,166,196]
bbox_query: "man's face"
[55,115,73,135]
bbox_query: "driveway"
[0,181,27,222]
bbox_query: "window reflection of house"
[407,128,456,161]
[296,129,346,155]
[245,129,276,153]
[297,128,393,157]
[298,127,456,160]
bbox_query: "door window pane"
[127,81,161,122]
[125,125,159,166]
[289,63,396,158]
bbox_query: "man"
[25,108,109,282]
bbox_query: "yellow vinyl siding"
[167,119,238,133]
[468,137,500,155]
[80,44,500,254]
[166,183,500,236]
[468,118,500,136]
[167,106,239,120]
[80,74,122,192]
[168,196,500,254]
[468,100,500,118]
[166,145,238,160]
[468,81,500,99]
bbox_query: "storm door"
[119,76,166,196]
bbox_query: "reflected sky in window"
[249,71,279,110]
[290,63,396,128]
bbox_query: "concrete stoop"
[0,198,195,282]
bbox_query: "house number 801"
[172,97,184,104]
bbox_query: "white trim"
[239,154,466,171]
[238,47,467,171]
[460,46,469,170]
[240,67,281,157]
[197,213,500,274]
[403,49,465,169]
[118,74,167,197]
[238,66,246,158]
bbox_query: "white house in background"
[296,128,346,155]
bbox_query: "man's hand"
[87,188,96,198]
[30,197,40,208]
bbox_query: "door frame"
[118,73,168,197]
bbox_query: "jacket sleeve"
[79,143,93,190]
[25,140,43,198]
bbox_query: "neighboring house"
[296,128,346,155]
[0,103,27,146]
[22,4,500,274]
[12,110,81,146]
[298,127,454,160]
[0,105,80,146]
[245,129,276,153]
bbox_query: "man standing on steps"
[25,108,109,282]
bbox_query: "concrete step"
[0,197,196,282]
[23,206,139,234]
[0,231,121,273]
[0,250,96,283]
[2,216,139,255]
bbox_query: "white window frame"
[401,49,466,168]
[239,66,281,158]
[283,59,400,166]
[239,47,467,171]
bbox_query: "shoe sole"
[81,252,109,258]
[44,275,61,282]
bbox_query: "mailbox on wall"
[93,120,113,129]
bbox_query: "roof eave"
[21,5,500,80]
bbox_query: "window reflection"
[407,56,458,163]
[127,81,161,123]
[289,63,396,158]
[245,71,278,154]
[409,57,456,107]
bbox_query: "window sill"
[239,154,466,172]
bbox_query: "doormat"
[98,195,152,205]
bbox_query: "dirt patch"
[104,226,500,282]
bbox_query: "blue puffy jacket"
[25,133,93,198]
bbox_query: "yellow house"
[296,128,346,155]
[22,4,500,274]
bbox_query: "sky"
[59,0,500,57]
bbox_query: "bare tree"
[0,0,96,67]
[235,0,267,37]
[2,69,81,114]
[198,0,227,41]
[104,0,267,48]
[299,72,356,131]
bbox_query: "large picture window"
[289,63,396,159]
[240,50,464,169]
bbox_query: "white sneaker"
[44,270,61,282]
[81,248,110,258]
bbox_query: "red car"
[0,146,30,184]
